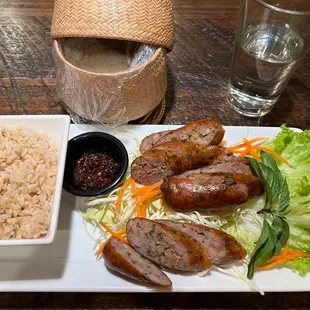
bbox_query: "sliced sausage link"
[140,120,225,153]
[102,237,172,287]
[156,220,247,265]
[131,142,226,185]
[126,218,212,272]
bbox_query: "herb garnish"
[246,151,290,279]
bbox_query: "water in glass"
[227,21,304,117]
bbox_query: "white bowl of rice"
[0,115,70,246]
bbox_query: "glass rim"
[256,0,310,16]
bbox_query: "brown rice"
[0,127,58,239]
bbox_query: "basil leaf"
[273,217,290,255]
[271,216,284,254]
[271,215,282,234]
[247,152,290,215]
[247,157,273,208]
[246,151,291,279]
[246,157,261,177]
[261,150,278,169]
[247,217,276,279]
[278,180,290,216]
[256,163,277,208]
[261,155,281,196]
[260,151,290,214]
[277,202,290,217]
[257,221,277,262]
[247,216,290,279]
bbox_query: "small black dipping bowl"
[63,132,129,197]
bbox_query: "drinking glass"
[227,0,310,117]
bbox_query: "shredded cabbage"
[81,175,226,246]
[212,264,265,295]
[222,196,265,252]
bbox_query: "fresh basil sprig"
[246,151,290,279]
[247,151,290,216]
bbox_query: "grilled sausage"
[139,130,172,154]
[139,120,225,154]
[179,156,254,176]
[160,173,264,211]
[131,142,226,185]
[102,237,172,287]
[156,220,247,265]
[126,218,212,272]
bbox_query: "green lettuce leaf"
[266,126,310,272]
[265,125,310,196]
[285,258,310,276]
[288,225,310,253]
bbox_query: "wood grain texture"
[0,0,310,308]
[1,0,310,128]
[0,292,310,309]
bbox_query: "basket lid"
[51,0,175,51]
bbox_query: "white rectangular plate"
[0,124,307,293]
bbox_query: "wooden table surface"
[1,0,310,309]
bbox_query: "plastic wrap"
[53,38,163,126]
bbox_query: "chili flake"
[72,152,120,191]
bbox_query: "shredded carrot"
[134,189,162,218]
[130,177,136,191]
[281,245,290,256]
[129,181,163,218]
[243,140,252,156]
[132,182,161,198]
[114,228,127,236]
[250,149,261,159]
[219,140,227,146]
[227,137,268,151]
[96,228,127,259]
[256,245,310,270]
[256,261,278,270]
[99,222,128,243]
[140,201,147,218]
[159,198,167,211]
[115,177,132,216]
[96,240,107,260]
[136,203,141,217]
[136,189,162,205]
[227,137,289,165]
[254,146,289,165]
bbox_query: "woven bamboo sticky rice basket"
[51,0,174,124]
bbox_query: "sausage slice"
[156,220,247,265]
[179,156,254,177]
[139,129,172,154]
[140,120,225,154]
[131,142,226,185]
[102,237,172,287]
[126,218,212,272]
[160,173,264,211]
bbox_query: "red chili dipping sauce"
[72,153,120,191]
